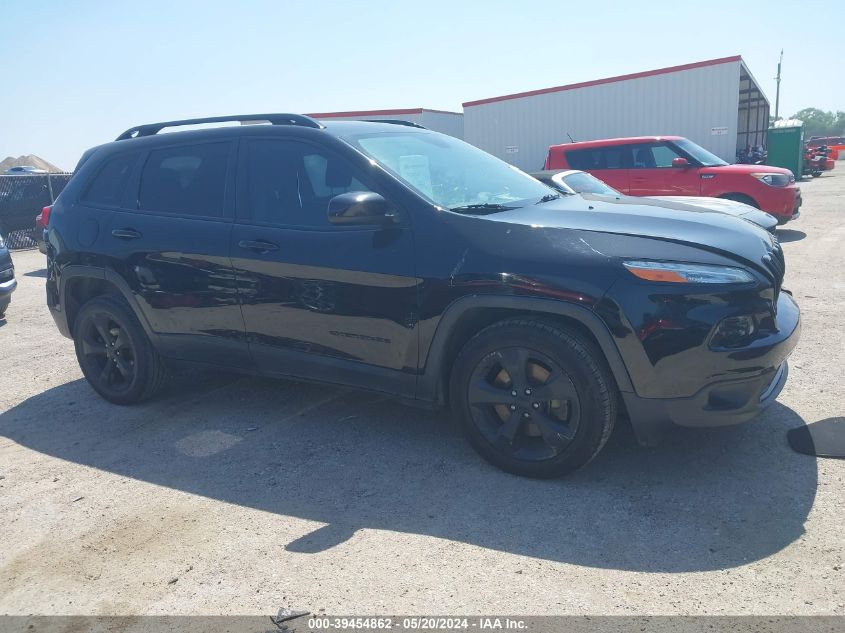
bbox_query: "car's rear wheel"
[450,318,617,478]
[73,295,165,404]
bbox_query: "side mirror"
[328,192,395,226]
[672,157,690,168]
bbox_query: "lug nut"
[522,412,531,419]
[511,390,518,397]
[509,404,517,411]
[532,402,540,409]
[525,388,532,396]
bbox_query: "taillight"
[38,205,52,228]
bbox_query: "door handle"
[238,239,279,253]
[111,228,142,240]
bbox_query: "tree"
[790,108,845,137]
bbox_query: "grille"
[762,238,786,301]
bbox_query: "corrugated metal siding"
[313,112,425,125]
[419,111,464,139]
[464,61,742,170]
[312,112,464,139]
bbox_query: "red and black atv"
[803,144,836,178]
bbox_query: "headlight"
[751,172,792,187]
[623,260,754,284]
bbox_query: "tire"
[719,193,759,208]
[450,318,617,478]
[72,295,166,404]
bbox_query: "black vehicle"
[44,114,800,478]
[0,234,16,318]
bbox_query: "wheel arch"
[60,266,154,339]
[418,296,634,405]
[718,192,760,208]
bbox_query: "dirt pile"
[0,154,64,173]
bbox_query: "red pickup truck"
[545,136,801,224]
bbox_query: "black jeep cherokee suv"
[45,114,800,477]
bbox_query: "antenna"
[567,132,576,143]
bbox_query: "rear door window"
[566,146,633,170]
[138,142,230,217]
[81,152,139,207]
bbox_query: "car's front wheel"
[450,318,617,478]
[73,295,165,404]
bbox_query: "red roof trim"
[462,56,743,108]
[306,108,463,118]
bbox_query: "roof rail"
[365,119,427,129]
[115,113,324,141]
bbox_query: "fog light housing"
[711,315,756,348]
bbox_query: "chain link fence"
[0,173,73,249]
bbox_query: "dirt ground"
[1,173,843,616]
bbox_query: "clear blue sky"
[1,0,842,170]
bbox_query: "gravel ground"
[1,174,843,616]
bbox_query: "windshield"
[672,138,728,167]
[560,171,620,196]
[344,131,552,211]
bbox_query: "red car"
[545,136,801,224]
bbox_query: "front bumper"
[0,266,16,299]
[0,276,16,312]
[778,190,802,224]
[623,291,800,443]
[765,187,801,224]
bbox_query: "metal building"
[462,56,769,171]
[306,108,464,139]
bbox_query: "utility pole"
[774,49,783,120]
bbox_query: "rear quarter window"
[138,142,230,217]
[80,152,139,207]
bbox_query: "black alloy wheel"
[467,346,581,462]
[78,312,137,395]
[451,318,617,478]
[73,295,165,404]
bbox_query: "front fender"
[417,294,634,404]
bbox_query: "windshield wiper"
[449,203,515,214]
[535,193,563,204]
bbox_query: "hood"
[481,194,776,269]
[702,163,793,177]
[647,196,778,230]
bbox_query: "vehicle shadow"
[0,371,816,573]
[23,268,47,278]
[777,229,807,243]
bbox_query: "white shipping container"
[463,56,769,171]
